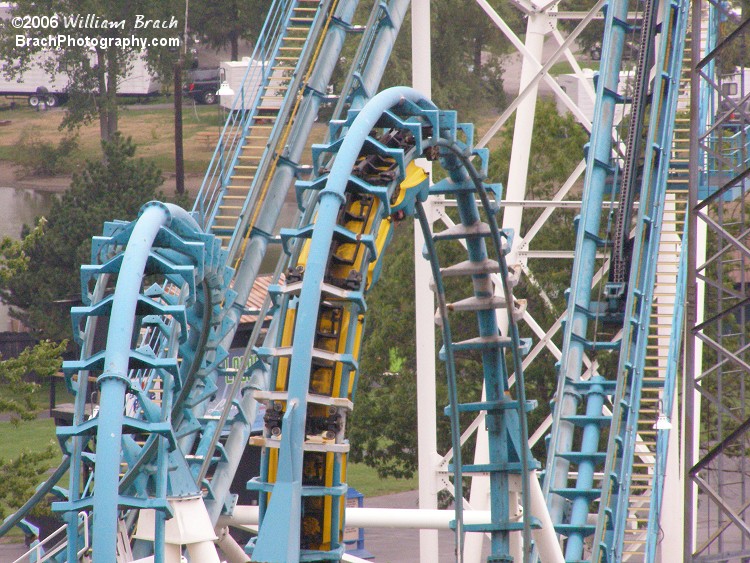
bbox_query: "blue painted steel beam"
[543,0,631,535]
[88,203,198,560]
[594,0,690,555]
[251,87,434,563]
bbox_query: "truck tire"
[201,91,217,105]
[28,95,40,107]
[45,94,58,107]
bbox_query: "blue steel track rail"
[54,202,233,562]
[0,0,423,559]
[592,0,690,557]
[541,0,690,560]
[0,0,697,557]
[248,87,537,562]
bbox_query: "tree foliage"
[0,340,65,520]
[0,134,164,340]
[0,340,66,423]
[190,0,271,61]
[348,221,480,478]
[0,0,184,141]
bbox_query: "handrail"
[12,512,89,563]
[192,0,298,228]
[225,0,337,262]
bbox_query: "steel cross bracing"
[686,0,750,560]
[406,1,691,562]
[412,2,621,561]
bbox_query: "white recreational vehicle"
[0,3,160,106]
[219,57,284,111]
[719,68,750,127]
[0,52,162,107]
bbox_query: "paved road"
[0,490,473,562]
[361,490,472,562]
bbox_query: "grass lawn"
[0,97,336,185]
[0,417,60,540]
[0,414,418,497]
[0,100,223,176]
[347,462,418,498]
[0,415,416,494]
[0,417,58,463]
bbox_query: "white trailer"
[0,3,160,106]
[720,68,750,115]
[219,57,283,111]
[0,52,162,107]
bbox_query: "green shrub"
[11,130,81,177]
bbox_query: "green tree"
[0,134,164,340]
[0,0,184,141]
[0,340,66,520]
[190,0,271,61]
[352,0,523,117]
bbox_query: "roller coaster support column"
[503,9,551,264]
[348,0,410,110]
[252,86,432,562]
[465,9,551,563]
[410,1,441,562]
[92,204,167,560]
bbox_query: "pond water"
[0,187,57,331]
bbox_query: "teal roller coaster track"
[1,0,739,560]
